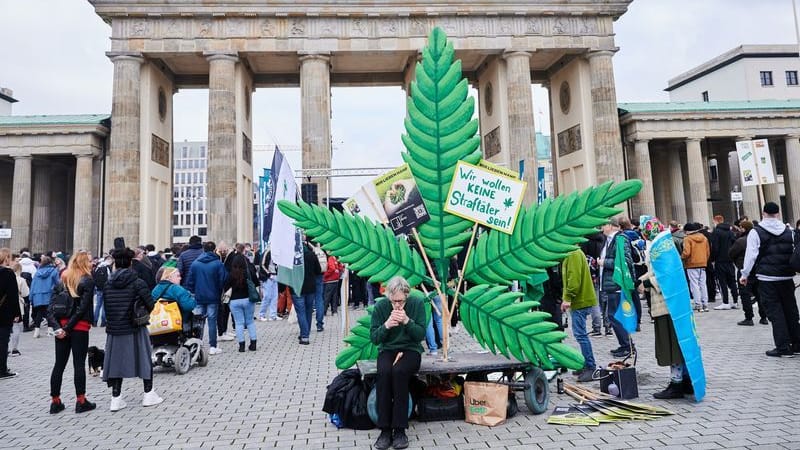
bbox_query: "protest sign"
[373,164,430,235]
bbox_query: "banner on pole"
[735,139,775,186]
[444,160,526,234]
[343,182,389,224]
[373,164,430,235]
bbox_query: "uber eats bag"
[148,301,183,336]
[463,382,508,426]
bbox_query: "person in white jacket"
[8,262,28,356]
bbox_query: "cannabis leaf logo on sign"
[503,197,514,209]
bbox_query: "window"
[198,227,207,236]
[172,215,179,226]
[701,91,709,102]
[200,146,206,158]
[173,200,179,211]
[760,71,773,86]
[173,228,190,238]
[181,147,188,158]
[787,71,798,86]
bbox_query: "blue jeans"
[229,298,257,343]
[93,289,106,326]
[194,303,219,347]
[570,307,596,370]
[602,291,632,350]
[258,277,278,319]
[292,293,315,339]
[425,296,442,352]
[315,275,324,329]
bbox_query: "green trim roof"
[0,114,110,126]
[618,100,800,115]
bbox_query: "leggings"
[108,378,153,396]
[32,305,48,328]
[50,331,89,397]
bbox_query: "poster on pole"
[752,139,776,184]
[343,182,388,224]
[373,164,430,235]
[444,160,527,234]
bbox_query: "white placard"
[752,139,776,184]
[0,229,10,239]
[735,139,775,187]
[730,191,743,202]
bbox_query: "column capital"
[736,135,754,142]
[586,49,618,60]
[786,134,800,140]
[502,50,532,61]
[10,153,32,160]
[685,137,703,144]
[298,52,331,64]
[204,52,239,63]
[634,138,651,145]
[73,150,100,159]
[106,52,144,64]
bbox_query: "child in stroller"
[150,261,206,374]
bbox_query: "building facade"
[172,140,209,244]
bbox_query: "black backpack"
[322,369,375,430]
[49,284,74,320]
[94,266,109,290]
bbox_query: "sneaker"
[576,368,597,383]
[299,338,310,345]
[589,330,602,337]
[428,350,438,356]
[258,316,268,322]
[142,391,163,407]
[766,348,793,358]
[374,429,392,450]
[75,399,96,413]
[693,304,701,311]
[605,329,614,337]
[737,319,754,326]
[611,347,634,358]
[701,307,709,312]
[391,429,409,450]
[109,396,127,412]
[11,349,20,357]
[317,326,324,332]
[218,334,234,342]
[713,303,732,310]
[653,382,684,399]
[209,347,222,355]
[759,318,769,325]
[0,371,17,380]
[50,401,65,414]
[269,317,278,321]
[226,331,236,338]
[731,303,739,309]
[33,328,40,339]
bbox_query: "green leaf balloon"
[402,27,482,284]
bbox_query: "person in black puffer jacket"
[710,215,739,310]
[102,247,161,412]
[47,251,96,414]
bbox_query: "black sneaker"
[392,429,409,449]
[737,319,754,326]
[75,400,96,413]
[374,429,392,450]
[49,402,65,414]
[11,349,20,356]
[653,382,684,399]
[0,371,16,380]
[317,326,324,332]
[765,348,793,358]
[589,330,602,337]
[576,368,596,383]
[605,329,614,336]
[759,318,769,325]
[611,347,634,358]
[299,338,310,345]
[572,368,584,376]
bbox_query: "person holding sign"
[369,276,426,450]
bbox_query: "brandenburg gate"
[90,0,632,250]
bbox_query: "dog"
[87,346,104,377]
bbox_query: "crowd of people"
[557,201,800,400]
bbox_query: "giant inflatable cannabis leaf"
[277,200,428,286]
[401,27,482,283]
[465,180,643,285]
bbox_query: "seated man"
[369,276,426,450]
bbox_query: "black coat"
[0,267,20,327]
[729,231,749,270]
[132,259,156,290]
[103,268,154,336]
[48,275,95,331]
[710,223,735,263]
[223,254,260,300]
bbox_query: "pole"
[450,224,479,313]
[411,227,450,360]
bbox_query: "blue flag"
[612,234,638,334]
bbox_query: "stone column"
[716,150,733,220]
[205,52,238,244]
[502,51,537,205]
[73,153,94,252]
[10,154,32,251]
[300,52,332,205]
[31,165,51,252]
[784,135,800,221]
[686,138,711,224]
[105,53,143,249]
[762,144,781,206]
[634,139,656,217]
[736,136,759,218]
[667,144,687,223]
[587,50,625,185]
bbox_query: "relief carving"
[579,19,597,34]
[409,17,427,35]
[131,19,149,37]
[553,17,569,34]
[198,19,213,37]
[468,18,486,35]
[291,19,305,36]
[498,18,513,35]
[557,124,582,157]
[439,17,458,34]
[319,18,338,37]
[380,19,398,35]
[351,18,367,36]
[227,18,245,36]
[166,19,182,37]
[526,18,541,34]
[260,18,276,36]
[483,127,501,159]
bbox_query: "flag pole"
[411,227,450,361]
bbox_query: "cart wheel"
[175,347,191,375]
[523,367,549,415]
[197,344,209,367]
[367,386,413,425]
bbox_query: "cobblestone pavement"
[1,294,798,450]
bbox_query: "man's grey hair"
[386,276,411,296]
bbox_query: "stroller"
[150,309,208,375]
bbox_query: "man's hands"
[560,301,571,313]
[384,309,410,329]
[739,277,748,286]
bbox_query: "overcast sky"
[1,0,798,196]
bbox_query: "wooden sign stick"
[411,227,450,360]
[450,223,478,313]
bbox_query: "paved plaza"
[1,295,799,450]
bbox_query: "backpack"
[322,369,375,430]
[313,245,328,272]
[48,283,74,320]
[94,265,109,290]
